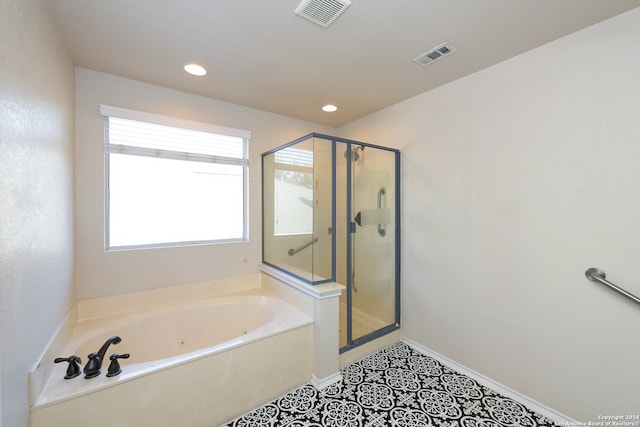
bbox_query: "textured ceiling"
[48,0,640,127]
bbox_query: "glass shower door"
[344,143,398,348]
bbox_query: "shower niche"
[262,133,400,352]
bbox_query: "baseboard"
[402,337,575,426]
[311,372,342,390]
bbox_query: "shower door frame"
[261,133,401,352]
[339,136,401,353]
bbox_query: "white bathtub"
[31,288,313,426]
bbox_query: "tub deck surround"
[30,276,315,426]
[31,326,313,427]
[260,264,344,301]
[77,273,262,320]
[28,274,262,405]
[34,290,310,408]
[260,265,345,389]
[30,271,348,425]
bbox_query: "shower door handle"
[353,186,387,236]
[354,212,362,226]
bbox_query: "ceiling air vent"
[413,42,458,67]
[295,0,352,28]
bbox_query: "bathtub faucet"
[83,336,122,379]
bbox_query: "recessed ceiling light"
[322,104,337,112]
[184,63,207,76]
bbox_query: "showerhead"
[344,145,364,161]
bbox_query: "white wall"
[75,69,335,299]
[339,7,640,421]
[0,0,76,425]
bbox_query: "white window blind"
[101,105,249,165]
[274,147,313,167]
[101,105,250,249]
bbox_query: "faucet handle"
[54,355,82,379]
[106,353,130,377]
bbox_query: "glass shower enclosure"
[262,133,400,352]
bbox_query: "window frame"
[101,105,251,250]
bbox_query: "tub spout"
[83,336,121,379]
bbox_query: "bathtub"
[30,288,313,426]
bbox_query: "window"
[273,147,314,236]
[101,105,250,250]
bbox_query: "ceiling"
[48,0,640,127]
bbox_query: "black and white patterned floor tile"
[223,342,560,427]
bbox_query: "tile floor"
[223,341,560,426]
